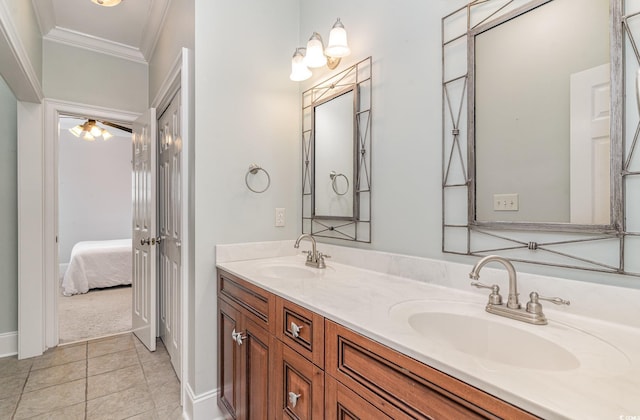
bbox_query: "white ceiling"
[33,0,171,63]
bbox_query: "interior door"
[158,90,182,378]
[570,63,611,225]
[132,108,157,351]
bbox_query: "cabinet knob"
[288,391,302,408]
[290,322,303,339]
[231,329,246,346]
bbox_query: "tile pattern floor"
[0,333,181,419]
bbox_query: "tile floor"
[0,333,182,420]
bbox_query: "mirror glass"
[472,0,612,225]
[314,89,355,218]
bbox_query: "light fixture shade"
[304,33,327,68]
[69,125,83,137]
[89,123,103,137]
[82,132,96,141]
[325,18,351,58]
[91,0,122,6]
[102,129,113,140]
[290,48,312,81]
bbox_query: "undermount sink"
[257,262,319,279]
[389,300,629,373]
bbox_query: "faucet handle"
[526,292,569,315]
[471,282,503,305]
[301,250,313,262]
[317,252,330,268]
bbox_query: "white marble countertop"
[216,249,640,420]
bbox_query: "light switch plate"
[493,194,519,211]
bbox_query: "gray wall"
[0,76,18,334]
[193,0,300,394]
[43,40,148,113]
[58,122,132,264]
[148,0,194,105]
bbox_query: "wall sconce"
[290,18,351,82]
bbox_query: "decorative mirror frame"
[302,56,372,242]
[442,0,640,276]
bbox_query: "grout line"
[84,342,88,420]
[11,359,33,420]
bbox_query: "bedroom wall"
[58,121,132,265]
[0,75,18,335]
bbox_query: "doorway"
[57,115,133,343]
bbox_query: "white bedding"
[62,239,132,296]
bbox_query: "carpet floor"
[58,285,132,343]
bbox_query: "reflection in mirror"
[302,57,372,243]
[472,0,611,225]
[314,89,355,218]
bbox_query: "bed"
[61,239,132,296]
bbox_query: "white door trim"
[42,99,139,350]
[152,47,194,409]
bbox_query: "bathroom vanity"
[215,241,640,419]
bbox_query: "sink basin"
[408,311,579,371]
[389,300,629,372]
[257,263,318,279]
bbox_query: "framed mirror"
[442,0,640,276]
[302,57,372,242]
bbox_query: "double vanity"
[216,240,640,419]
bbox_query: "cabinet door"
[218,298,242,418]
[241,317,274,420]
[273,340,324,419]
[325,375,391,420]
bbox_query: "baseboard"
[0,331,18,357]
[183,383,228,420]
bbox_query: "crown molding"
[44,27,147,64]
[139,0,171,62]
[0,0,44,101]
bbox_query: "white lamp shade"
[304,33,327,68]
[89,124,103,137]
[102,129,113,140]
[91,0,122,6]
[326,21,350,58]
[290,50,312,81]
[69,125,83,137]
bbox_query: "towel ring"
[245,164,271,193]
[329,171,349,196]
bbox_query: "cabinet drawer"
[325,375,392,419]
[273,340,324,419]
[218,270,276,334]
[276,297,324,367]
[325,320,538,419]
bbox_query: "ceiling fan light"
[69,125,83,137]
[102,129,113,140]
[82,132,96,141]
[91,0,122,7]
[89,123,103,137]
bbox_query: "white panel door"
[570,63,610,225]
[132,108,157,351]
[158,91,182,378]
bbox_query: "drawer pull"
[290,322,303,338]
[231,328,246,346]
[288,391,302,408]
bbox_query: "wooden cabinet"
[218,272,276,419]
[217,269,538,420]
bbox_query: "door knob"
[140,238,150,246]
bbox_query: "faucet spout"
[469,255,520,309]
[294,234,317,256]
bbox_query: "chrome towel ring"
[245,164,271,193]
[329,171,349,196]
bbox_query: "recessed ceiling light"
[91,0,122,7]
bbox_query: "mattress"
[61,239,132,296]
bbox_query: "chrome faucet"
[470,255,520,309]
[294,234,329,269]
[469,255,570,325]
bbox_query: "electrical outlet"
[275,208,285,227]
[493,194,519,211]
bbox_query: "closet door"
[132,108,157,352]
[158,90,182,378]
